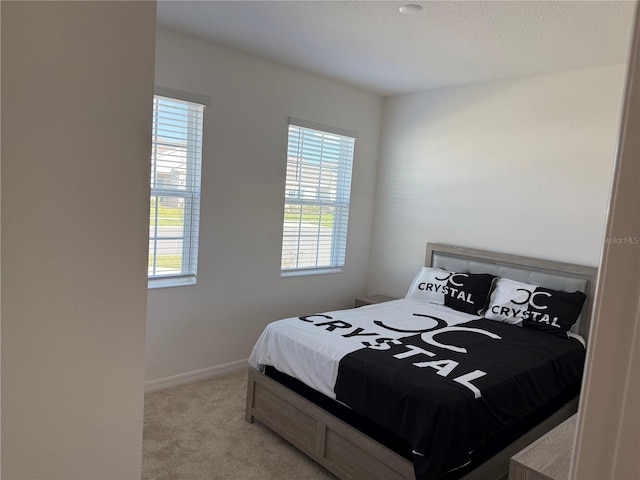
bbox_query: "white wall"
[147,29,383,385]
[1,2,156,479]
[368,65,627,298]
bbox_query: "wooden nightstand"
[509,415,577,480]
[354,294,396,307]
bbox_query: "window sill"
[281,267,344,278]
[148,276,197,289]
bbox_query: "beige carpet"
[143,369,338,480]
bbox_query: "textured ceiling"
[156,0,636,96]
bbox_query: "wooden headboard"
[425,243,598,341]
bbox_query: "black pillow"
[521,286,586,337]
[443,272,496,315]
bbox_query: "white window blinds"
[281,119,357,274]
[149,94,204,285]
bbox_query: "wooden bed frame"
[245,243,598,480]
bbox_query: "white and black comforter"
[249,299,585,479]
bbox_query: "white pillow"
[405,267,495,315]
[485,277,587,337]
[405,267,452,304]
[484,277,530,325]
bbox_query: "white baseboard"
[144,359,248,393]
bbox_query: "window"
[281,118,357,275]
[149,89,205,287]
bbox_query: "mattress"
[249,299,586,479]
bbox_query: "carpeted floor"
[143,369,338,480]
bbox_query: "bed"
[245,243,597,480]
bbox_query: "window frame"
[280,117,357,277]
[148,87,207,289]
